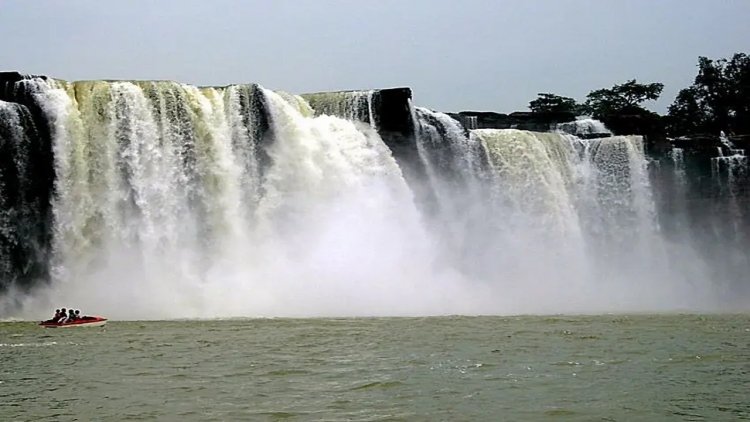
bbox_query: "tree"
[668,53,750,136]
[666,87,707,135]
[528,93,581,114]
[584,80,664,119]
[579,80,664,136]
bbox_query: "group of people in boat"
[44,308,95,324]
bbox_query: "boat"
[39,316,108,328]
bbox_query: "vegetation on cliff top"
[527,53,750,138]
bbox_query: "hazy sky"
[1,0,748,113]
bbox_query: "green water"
[1,315,749,421]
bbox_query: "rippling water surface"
[1,315,749,420]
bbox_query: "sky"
[1,0,748,113]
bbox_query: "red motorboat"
[39,316,107,328]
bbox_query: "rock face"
[371,88,437,208]
[448,110,577,132]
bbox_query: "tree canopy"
[583,80,664,118]
[667,53,750,136]
[521,53,750,138]
[528,93,581,114]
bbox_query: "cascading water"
[466,129,710,309]
[0,96,52,290]
[710,136,748,252]
[3,78,481,318]
[468,129,592,304]
[712,132,747,181]
[671,147,686,186]
[302,90,376,127]
[711,132,748,238]
[575,136,659,249]
[411,108,490,272]
[661,146,692,245]
[0,76,743,317]
[555,118,612,138]
[413,108,484,185]
[657,134,749,301]
[718,131,745,156]
[0,101,36,280]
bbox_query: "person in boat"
[44,309,61,324]
[60,308,75,323]
[74,310,81,320]
[56,308,67,323]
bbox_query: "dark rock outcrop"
[373,88,438,210]
[449,110,577,132]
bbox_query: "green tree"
[666,87,707,135]
[580,80,664,136]
[584,80,664,118]
[668,53,750,136]
[528,93,581,114]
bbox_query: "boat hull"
[39,317,107,328]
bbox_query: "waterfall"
[664,147,691,245]
[257,88,420,236]
[3,79,466,318]
[671,147,686,186]
[474,129,583,237]
[718,131,745,155]
[412,108,489,271]
[578,136,658,242]
[710,153,748,237]
[413,107,485,205]
[0,76,744,317]
[18,80,264,315]
[711,132,748,201]
[468,130,690,306]
[302,90,376,127]
[0,101,40,282]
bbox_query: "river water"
[1,315,749,421]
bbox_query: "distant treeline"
[527,53,750,137]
